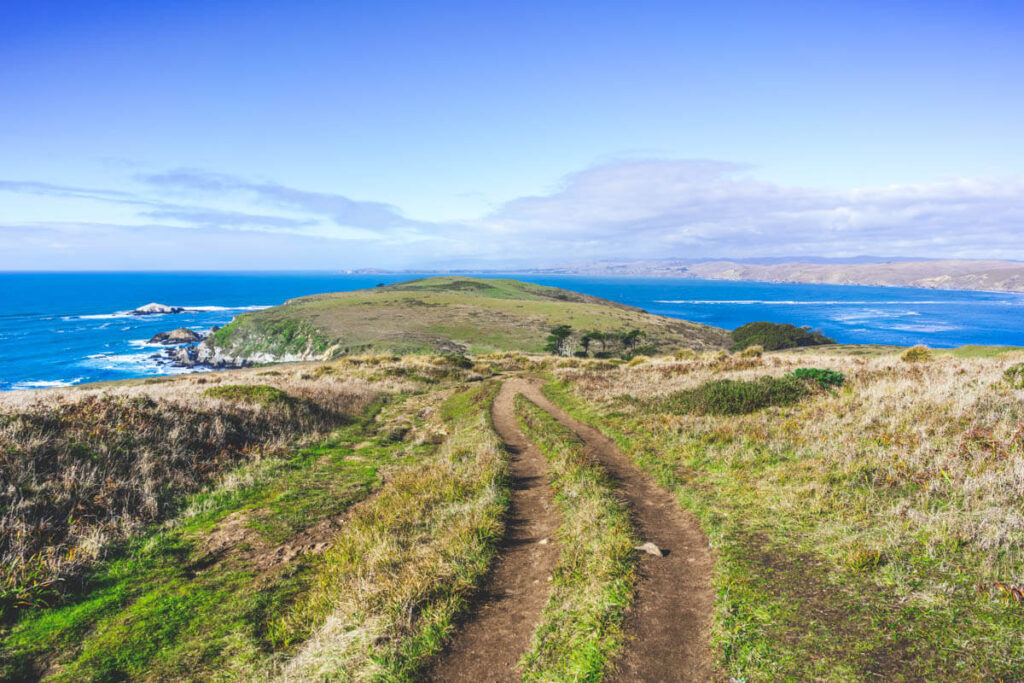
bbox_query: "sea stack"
[132,303,185,315]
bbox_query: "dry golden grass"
[0,369,385,618]
[548,347,1024,678]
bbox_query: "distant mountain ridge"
[353,259,1024,293]
[674,259,1024,293]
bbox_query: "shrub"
[790,368,845,388]
[731,321,836,351]
[438,353,474,369]
[1003,362,1024,389]
[659,376,810,415]
[627,355,648,367]
[740,345,764,358]
[203,384,292,406]
[901,345,932,363]
[673,348,698,361]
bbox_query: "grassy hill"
[208,276,730,359]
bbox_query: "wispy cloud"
[477,159,1024,260]
[2,159,1023,268]
[138,169,424,231]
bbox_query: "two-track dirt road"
[430,377,713,682]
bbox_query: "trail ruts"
[426,380,561,682]
[514,378,714,682]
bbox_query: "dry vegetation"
[277,381,507,680]
[4,338,1024,681]
[0,371,383,618]
[546,347,1024,679]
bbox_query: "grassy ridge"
[543,351,1024,680]
[210,277,730,360]
[515,395,638,681]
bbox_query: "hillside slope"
[206,276,730,361]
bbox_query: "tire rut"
[513,378,714,682]
[425,380,561,682]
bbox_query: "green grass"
[1004,361,1024,388]
[515,396,638,681]
[202,383,292,405]
[541,377,1024,681]
[645,375,811,415]
[272,381,510,680]
[0,409,402,681]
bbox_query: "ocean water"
[2,272,1023,391]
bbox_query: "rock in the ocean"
[149,328,203,345]
[132,303,185,315]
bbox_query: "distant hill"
[508,258,1024,292]
[680,259,1024,292]
[206,276,730,362]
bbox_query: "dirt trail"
[513,378,714,682]
[426,381,561,682]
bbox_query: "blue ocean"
[2,272,1023,391]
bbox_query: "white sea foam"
[66,304,271,321]
[11,378,84,390]
[80,351,200,375]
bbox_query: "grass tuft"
[652,375,810,415]
[203,384,292,405]
[515,396,638,680]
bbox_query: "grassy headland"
[207,276,730,361]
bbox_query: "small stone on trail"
[538,538,549,545]
[635,541,664,557]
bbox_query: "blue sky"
[1,0,1022,269]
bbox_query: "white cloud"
[1,159,1022,268]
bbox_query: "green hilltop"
[209,276,731,358]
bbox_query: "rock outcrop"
[149,328,203,345]
[132,303,186,315]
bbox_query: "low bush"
[740,345,764,358]
[659,376,810,415]
[1003,362,1024,388]
[790,368,845,388]
[673,348,698,361]
[731,321,836,351]
[203,384,292,405]
[902,345,932,363]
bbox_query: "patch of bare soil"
[198,511,339,575]
[515,378,714,682]
[426,380,561,682]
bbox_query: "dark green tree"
[621,329,646,352]
[544,325,574,356]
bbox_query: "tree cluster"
[730,321,836,352]
[544,326,648,357]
